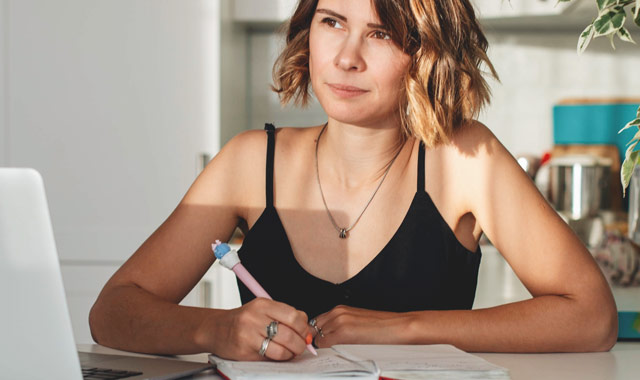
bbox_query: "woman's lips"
[327,83,369,98]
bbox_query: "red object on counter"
[540,151,552,166]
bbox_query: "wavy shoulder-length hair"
[272,0,499,147]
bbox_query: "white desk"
[78,342,640,380]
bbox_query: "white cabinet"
[1,0,232,343]
[4,0,221,263]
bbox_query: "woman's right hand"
[197,298,311,361]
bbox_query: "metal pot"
[549,155,612,220]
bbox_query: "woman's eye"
[321,17,343,29]
[372,30,391,40]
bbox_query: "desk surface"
[78,342,640,380]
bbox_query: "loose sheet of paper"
[332,344,505,372]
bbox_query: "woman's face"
[308,0,410,128]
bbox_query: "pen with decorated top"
[211,240,318,356]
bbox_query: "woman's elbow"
[88,297,106,345]
[88,285,121,345]
[583,295,618,352]
[594,306,618,352]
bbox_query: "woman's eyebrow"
[316,8,346,22]
[315,8,387,29]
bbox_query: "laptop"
[0,168,212,380]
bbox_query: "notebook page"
[209,348,379,379]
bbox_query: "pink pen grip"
[232,263,272,300]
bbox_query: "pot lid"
[549,154,613,167]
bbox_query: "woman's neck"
[317,119,408,189]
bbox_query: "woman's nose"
[334,37,366,72]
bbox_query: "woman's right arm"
[89,130,310,360]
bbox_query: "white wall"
[483,31,640,156]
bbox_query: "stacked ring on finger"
[309,318,324,338]
[267,321,278,340]
[258,337,271,357]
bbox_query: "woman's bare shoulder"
[230,125,318,147]
[197,126,318,203]
[274,125,322,144]
[436,120,515,208]
[215,125,317,173]
[270,125,323,164]
[180,129,269,207]
[447,119,502,161]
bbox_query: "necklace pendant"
[339,228,348,239]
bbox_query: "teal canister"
[553,100,639,164]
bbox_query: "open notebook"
[209,344,510,380]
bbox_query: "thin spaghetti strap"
[417,142,425,192]
[264,123,276,208]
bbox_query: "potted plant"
[565,0,640,192]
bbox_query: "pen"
[212,240,318,356]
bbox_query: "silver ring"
[309,318,324,338]
[258,337,271,357]
[267,321,278,339]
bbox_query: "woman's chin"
[321,105,386,127]
[324,111,397,129]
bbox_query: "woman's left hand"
[310,305,410,348]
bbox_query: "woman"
[89,0,618,361]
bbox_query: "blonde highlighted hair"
[272,0,499,147]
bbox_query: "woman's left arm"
[314,122,618,352]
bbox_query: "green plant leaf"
[578,24,596,53]
[635,4,640,26]
[597,0,618,11]
[612,7,627,28]
[594,9,626,37]
[625,142,639,165]
[620,118,640,133]
[593,13,613,35]
[626,130,640,148]
[621,151,640,196]
[609,32,617,48]
[618,27,636,43]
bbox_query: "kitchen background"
[1,0,639,343]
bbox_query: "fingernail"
[306,333,313,345]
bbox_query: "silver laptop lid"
[0,168,83,380]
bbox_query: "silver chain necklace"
[315,123,404,239]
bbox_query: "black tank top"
[235,124,481,319]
